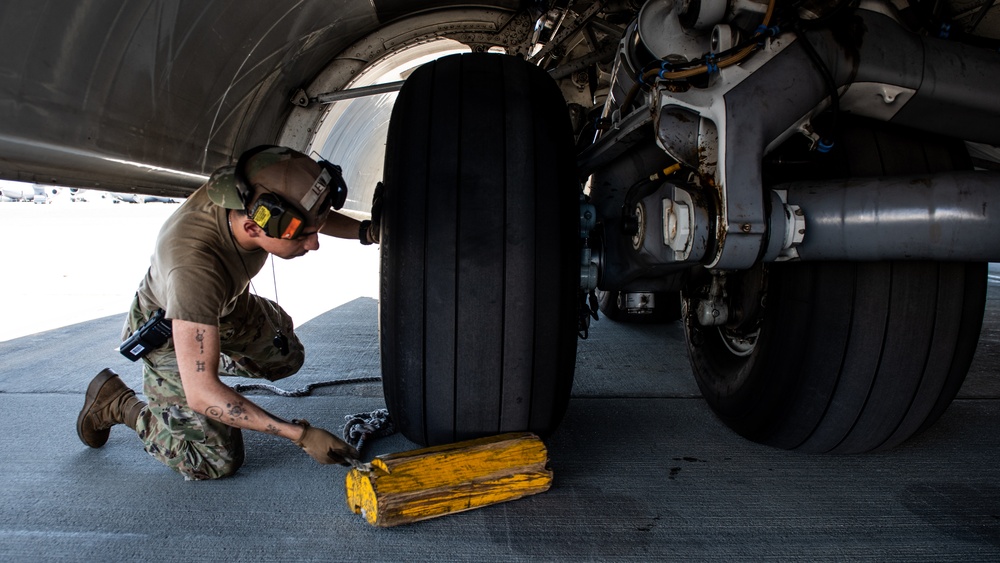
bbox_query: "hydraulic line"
[641,0,778,83]
[613,0,783,115]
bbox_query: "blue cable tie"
[755,24,780,45]
[704,53,717,72]
[818,139,835,153]
[754,24,781,37]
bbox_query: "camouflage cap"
[205,165,244,209]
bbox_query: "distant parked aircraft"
[0,180,37,202]
[111,193,180,204]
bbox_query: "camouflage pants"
[125,291,305,480]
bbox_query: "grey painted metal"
[546,43,619,80]
[576,104,653,175]
[801,8,1000,146]
[886,27,1000,144]
[781,171,1000,261]
[314,81,406,104]
[709,36,822,269]
[640,6,1000,270]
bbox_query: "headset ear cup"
[252,192,308,239]
[322,162,348,210]
[249,193,281,237]
[248,195,273,235]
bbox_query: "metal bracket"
[694,272,729,327]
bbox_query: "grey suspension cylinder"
[778,171,1000,262]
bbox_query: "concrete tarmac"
[1,270,998,561]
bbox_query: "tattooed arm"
[318,210,364,239]
[171,319,305,441]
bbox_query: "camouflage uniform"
[125,292,304,481]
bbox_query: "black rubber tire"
[596,290,681,323]
[379,53,580,446]
[684,118,988,453]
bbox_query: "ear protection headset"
[234,145,348,239]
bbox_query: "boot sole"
[76,368,119,448]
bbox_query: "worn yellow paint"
[345,432,553,527]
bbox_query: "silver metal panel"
[784,171,1000,261]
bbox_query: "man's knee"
[180,428,245,480]
[140,411,245,480]
[267,345,304,381]
[230,348,303,382]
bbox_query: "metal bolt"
[741,223,752,233]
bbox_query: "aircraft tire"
[379,53,580,446]
[682,117,987,453]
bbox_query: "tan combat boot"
[76,368,146,448]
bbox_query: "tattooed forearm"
[205,402,251,424]
[203,399,289,437]
[226,401,250,422]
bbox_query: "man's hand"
[367,181,383,244]
[293,420,361,466]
